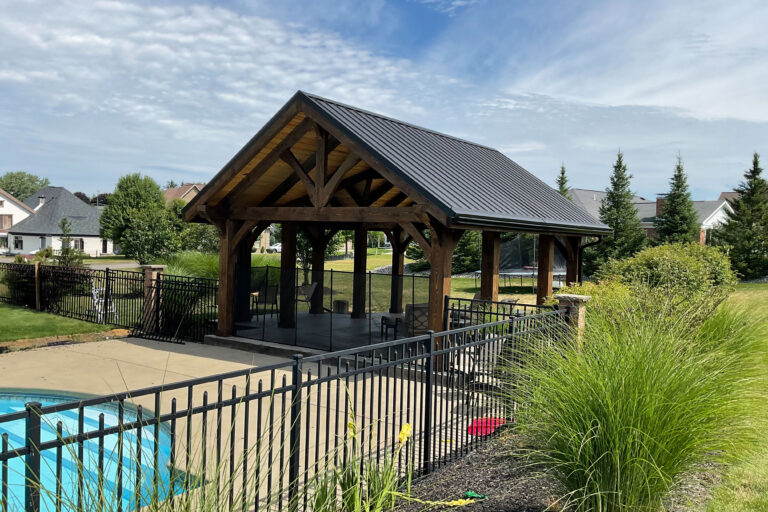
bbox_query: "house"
[163,183,205,204]
[0,188,35,254]
[7,186,114,256]
[570,188,731,244]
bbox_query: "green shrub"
[505,291,762,511]
[597,243,737,293]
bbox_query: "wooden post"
[279,222,297,328]
[309,233,326,315]
[234,239,253,324]
[216,221,237,337]
[427,225,462,334]
[352,227,367,318]
[390,245,405,314]
[480,231,500,301]
[565,236,581,286]
[536,234,555,305]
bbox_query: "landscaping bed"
[0,303,122,344]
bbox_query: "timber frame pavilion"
[183,91,610,340]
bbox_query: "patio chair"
[405,303,429,336]
[253,284,278,318]
[88,279,118,324]
[296,282,318,307]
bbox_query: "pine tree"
[556,163,570,198]
[714,152,768,279]
[654,155,699,244]
[586,151,646,273]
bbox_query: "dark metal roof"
[11,187,102,236]
[301,92,610,235]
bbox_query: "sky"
[1,0,767,200]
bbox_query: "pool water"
[0,392,178,511]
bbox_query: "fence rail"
[0,310,570,511]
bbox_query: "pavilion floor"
[235,310,419,351]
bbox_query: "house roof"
[185,91,610,235]
[718,191,739,203]
[10,187,102,236]
[569,188,651,222]
[0,187,35,213]
[636,200,729,226]
[164,183,204,202]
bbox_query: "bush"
[597,243,737,293]
[505,290,762,511]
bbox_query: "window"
[0,215,11,230]
[40,237,47,249]
[74,238,85,251]
[0,237,7,249]
[0,200,4,207]
[13,236,23,250]
[102,239,108,254]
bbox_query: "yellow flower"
[398,423,413,445]
[347,421,357,438]
[443,498,474,507]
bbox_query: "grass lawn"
[324,250,413,272]
[0,303,112,343]
[703,282,768,511]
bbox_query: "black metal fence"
[0,310,570,512]
[445,296,554,330]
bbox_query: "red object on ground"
[468,417,505,436]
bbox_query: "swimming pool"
[0,392,177,511]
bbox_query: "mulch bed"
[397,430,722,511]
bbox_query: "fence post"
[33,262,40,311]
[288,354,303,512]
[423,331,434,475]
[104,268,111,325]
[553,293,591,342]
[141,265,165,334]
[442,295,450,331]
[25,401,42,512]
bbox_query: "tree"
[556,163,570,198]
[56,218,84,267]
[91,193,111,206]
[182,224,220,253]
[714,152,768,279]
[0,171,49,200]
[74,191,91,204]
[120,208,182,264]
[453,230,481,274]
[654,155,699,244]
[586,151,646,274]
[99,174,165,244]
[166,180,179,189]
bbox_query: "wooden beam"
[565,235,581,285]
[279,223,297,328]
[318,153,361,206]
[315,125,327,195]
[401,222,431,262]
[226,117,314,203]
[364,182,394,206]
[217,219,237,336]
[231,206,428,224]
[480,231,500,301]
[280,149,316,205]
[384,192,408,207]
[427,224,463,334]
[536,234,555,305]
[262,139,341,207]
[352,227,367,318]
[387,228,410,314]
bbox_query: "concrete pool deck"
[0,337,290,398]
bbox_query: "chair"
[254,284,278,318]
[296,282,318,307]
[88,280,117,324]
[405,303,429,336]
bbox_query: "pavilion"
[182,91,610,341]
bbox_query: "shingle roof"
[0,187,34,213]
[11,187,101,236]
[635,200,727,226]
[164,183,204,202]
[299,92,610,234]
[569,188,650,222]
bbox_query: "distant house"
[569,188,731,245]
[163,183,205,204]
[718,191,739,203]
[0,188,35,254]
[7,186,114,256]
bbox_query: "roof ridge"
[300,91,499,152]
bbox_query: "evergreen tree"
[556,163,570,198]
[586,151,646,273]
[56,218,84,267]
[714,152,768,279]
[654,155,699,244]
